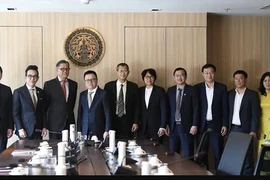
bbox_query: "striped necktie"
[118,84,124,117]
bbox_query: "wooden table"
[0,139,212,175]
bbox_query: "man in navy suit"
[228,70,260,175]
[77,70,111,141]
[167,67,199,158]
[138,68,168,144]
[194,63,228,170]
[0,66,13,153]
[44,60,78,140]
[13,65,47,140]
[104,63,140,139]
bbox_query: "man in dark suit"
[228,70,260,175]
[44,60,78,140]
[194,63,228,170]
[104,63,140,139]
[0,66,13,153]
[77,70,111,141]
[13,65,47,140]
[167,67,199,158]
[138,68,168,144]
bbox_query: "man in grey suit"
[13,65,47,140]
[104,63,140,139]
[0,66,13,153]
[44,60,78,140]
[228,70,260,175]
[77,70,111,141]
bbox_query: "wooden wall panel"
[166,27,207,89]
[207,15,270,90]
[125,27,166,88]
[0,26,42,91]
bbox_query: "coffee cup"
[149,154,162,166]
[128,140,137,147]
[91,135,99,142]
[31,167,42,175]
[157,163,174,175]
[29,155,41,165]
[134,147,146,155]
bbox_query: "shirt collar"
[117,80,127,87]
[26,84,35,90]
[88,86,98,93]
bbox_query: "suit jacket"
[195,81,228,133]
[138,85,168,138]
[104,80,140,129]
[228,88,260,134]
[77,87,111,140]
[44,77,77,132]
[167,84,199,133]
[13,84,47,137]
[0,83,13,134]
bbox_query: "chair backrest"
[216,132,253,175]
[194,128,212,162]
[254,144,270,176]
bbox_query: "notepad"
[11,150,36,156]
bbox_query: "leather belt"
[175,121,182,125]
[206,121,212,125]
[232,124,242,128]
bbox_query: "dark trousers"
[113,115,134,140]
[0,132,8,154]
[230,126,254,175]
[49,119,70,140]
[169,124,194,158]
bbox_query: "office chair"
[194,128,212,168]
[254,144,270,176]
[216,132,253,175]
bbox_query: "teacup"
[149,154,162,166]
[157,163,174,175]
[134,147,146,155]
[128,140,137,147]
[91,135,99,142]
[31,167,42,175]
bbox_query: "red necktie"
[61,80,66,98]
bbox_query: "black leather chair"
[254,144,270,176]
[216,132,253,175]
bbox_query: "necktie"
[118,84,124,117]
[88,91,94,108]
[31,88,37,108]
[61,80,66,98]
[175,88,182,121]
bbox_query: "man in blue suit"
[194,63,228,170]
[0,66,13,153]
[77,70,111,141]
[13,65,47,140]
[167,67,199,158]
[228,70,260,175]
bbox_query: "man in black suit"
[77,70,111,141]
[194,63,228,170]
[13,65,47,140]
[167,67,199,158]
[44,60,78,140]
[228,70,260,175]
[104,63,140,139]
[0,66,13,153]
[138,68,168,144]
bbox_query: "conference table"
[0,139,213,175]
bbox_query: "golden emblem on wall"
[64,27,105,67]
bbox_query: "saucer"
[9,171,27,175]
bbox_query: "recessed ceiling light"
[259,4,270,10]
[151,8,162,12]
[7,7,17,11]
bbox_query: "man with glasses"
[13,65,47,140]
[167,67,199,158]
[104,63,140,139]
[44,60,78,140]
[0,66,13,153]
[77,70,111,141]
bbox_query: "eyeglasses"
[174,74,185,78]
[27,75,38,79]
[85,78,97,83]
[58,68,70,72]
[145,76,154,79]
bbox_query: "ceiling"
[1,0,270,15]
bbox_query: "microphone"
[35,129,62,134]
